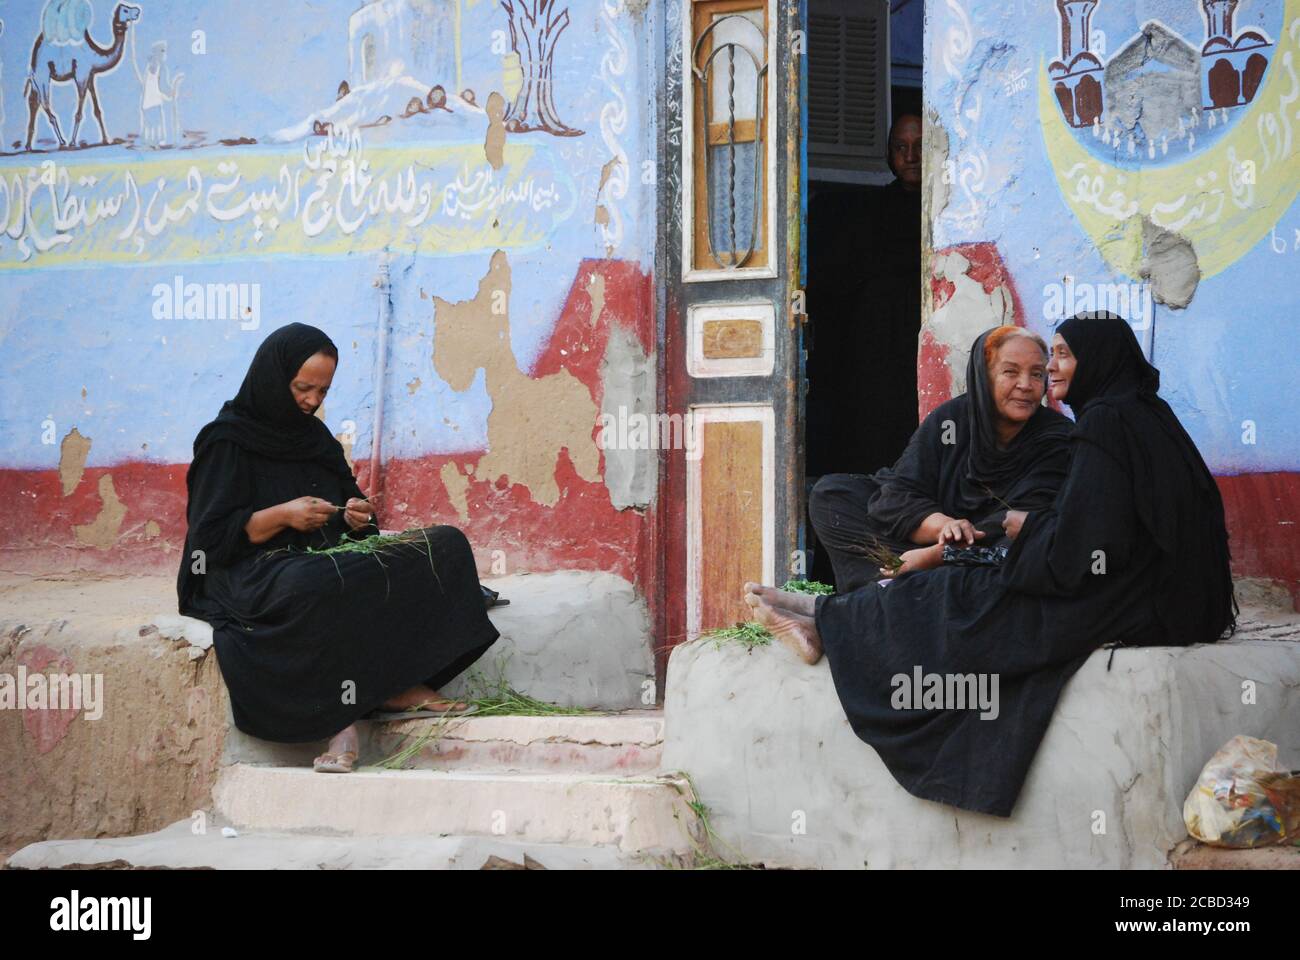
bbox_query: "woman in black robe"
[809,325,1072,592]
[745,313,1236,817]
[177,323,500,772]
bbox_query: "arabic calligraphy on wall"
[0,132,576,268]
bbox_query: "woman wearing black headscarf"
[809,325,1073,592]
[178,323,499,772]
[746,313,1236,817]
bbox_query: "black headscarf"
[1057,312,1236,643]
[866,327,1073,541]
[960,326,1068,502]
[190,322,353,476]
[177,324,361,617]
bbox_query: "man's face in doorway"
[889,115,922,192]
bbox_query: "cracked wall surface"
[433,251,602,509]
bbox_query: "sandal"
[312,749,357,774]
[482,585,510,609]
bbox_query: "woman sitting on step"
[745,312,1237,817]
[177,323,500,774]
[809,324,1073,593]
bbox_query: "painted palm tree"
[500,0,583,136]
[24,0,142,150]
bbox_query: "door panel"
[662,0,806,659]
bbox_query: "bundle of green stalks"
[460,667,595,717]
[259,526,442,598]
[862,536,903,574]
[372,668,591,769]
[702,579,836,650]
[704,621,774,651]
[780,579,834,595]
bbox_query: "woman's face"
[1047,333,1076,403]
[291,352,336,416]
[989,336,1047,424]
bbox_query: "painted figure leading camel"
[24,1,142,150]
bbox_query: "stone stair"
[362,710,665,774]
[8,711,708,870]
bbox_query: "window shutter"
[808,0,889,172]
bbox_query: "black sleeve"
[867,409,948,541]
[1003,430,1138,597]
[186,440,260,566]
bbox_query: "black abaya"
[811,328,1073,592]
[813,314,1235,817]
[177,324,499,743]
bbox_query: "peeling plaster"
[599,323,656,510]
[58,428,91,496]
[927,249,1014,396]
[597,156,621,195]
[73,474,127,549]
[406,376,422,394]
[924,109,952,224]
[433,251,601,508]
[484,92,506,170]
[586,272,606,328]
[1140,216,1200,309]
[441,461,471,522]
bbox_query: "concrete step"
[362,710,664,775]
[211,763,701,856]
[4,819,682,870]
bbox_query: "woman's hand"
[1002,509,1028,541]
[911,512,955,544]
[343,497,375,531]
[885,544,944,577]
[937,517,986,547]
[282,496,341,533]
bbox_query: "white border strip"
[687,300,776,377]
[681,0,780,282]
[685,403,776,641]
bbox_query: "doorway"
[803,0,923,588]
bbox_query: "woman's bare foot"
[745,591,823,665]
[381,684,469,712]
[743,582,817,617]
[313,722,359,773]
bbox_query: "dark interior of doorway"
[805,84,922,589]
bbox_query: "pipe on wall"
[368,256,392,500]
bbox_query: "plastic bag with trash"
[1183,735,1300,848]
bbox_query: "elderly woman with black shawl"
[745,313,1236,817]
[177,323,500,774]
[809,325,1072,591]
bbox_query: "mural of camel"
[24,1,142,150]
